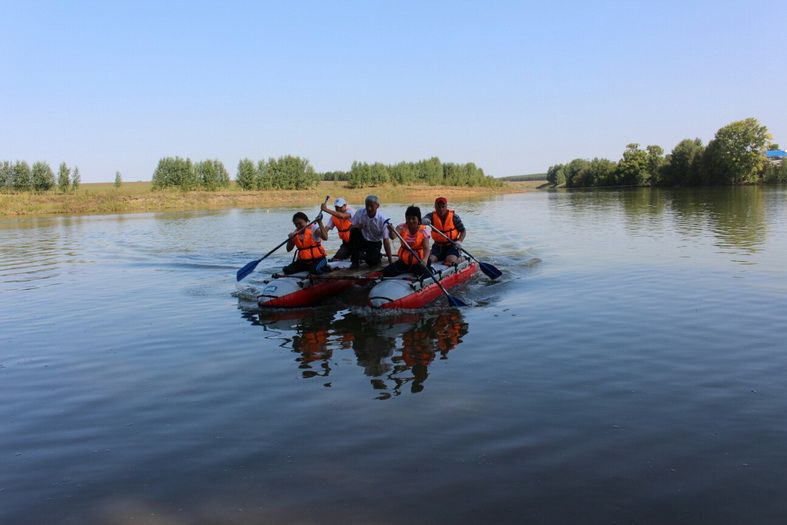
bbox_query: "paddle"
[236,196,330,282]
[422,218,502,280]
[386,220,467,308]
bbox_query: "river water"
[1,187,786,523]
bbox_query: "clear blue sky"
[2,1,785,182]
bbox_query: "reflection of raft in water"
[257,259,383,308]
[368,259,477,309]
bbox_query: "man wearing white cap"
[320,197,356,260]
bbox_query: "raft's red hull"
[259,278,356,308]
[379,262,477,309]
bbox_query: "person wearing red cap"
[424,196,466,265]
[320,197,356,260]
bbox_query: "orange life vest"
[397,224,429,265]
[293,227,326,260]
[431,210,460,244]
[334,216,352,243]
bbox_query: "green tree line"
[152,157,232,191]
[339,157,500,188]
[235,156,320,191]
[546,118,785,188]
[1,161,81,193]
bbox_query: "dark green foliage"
[616,144,651,186]
[564,158,592,187]
[58,162,71,192]
[546,164,566,186]
[31,161,55,192]
[114,171,122,189]
[662,139,704,186]
[543,118,776,188]
[72,166,80,191]
[13,161,32,191]
[236,158,256,190]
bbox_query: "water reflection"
[248,307,469,399]
[551,187,771,260]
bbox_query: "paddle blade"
[479,261,502,280]
[446,294,467,307]
[236,258,261,281]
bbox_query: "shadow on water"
[239,305,469,400]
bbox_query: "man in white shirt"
[349,195,393,269]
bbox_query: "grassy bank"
[0,181,538,217]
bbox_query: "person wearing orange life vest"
[383,205,431,278]
[320,197,356,260]
[282,211,329,275]
[424,196,466,265]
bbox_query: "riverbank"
[0,181,543,217]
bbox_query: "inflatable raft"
[368,259,477,309]
[257,259,383,308]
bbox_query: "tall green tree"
[114,171,122,188]
[662,138,704,186]
[196,159,229,190]
[12,161,32,191]
[645,145,665,185]
[31,161,55,192]
[58,162,71,192]
[703,118,771,184]
[72,166,80,191]
[236,158,256,190]
[152,157,197,190]
[616,144,650,186]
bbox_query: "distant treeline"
[152,157,232,191]
[1,161,81,193]
[499,173,547,181]
[152,155,319,191]
[321,158,500,188]
[547,118,786,188]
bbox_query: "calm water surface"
[2,187,787,524]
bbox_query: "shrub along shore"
[0,181,529,217]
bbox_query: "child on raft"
[283,211,329,275]
[383,205,431,278]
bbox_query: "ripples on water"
[1,188,787,523]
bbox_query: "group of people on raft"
[282,195,467,279]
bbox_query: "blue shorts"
[430,243,460,261]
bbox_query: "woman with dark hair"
[383,205,431,278]
[282,211,329,275]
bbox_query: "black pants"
[382,259,430,278]
[349,229,382,267]
[282,257,327,275]
[332,241,351,261]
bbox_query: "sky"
[2,1,785,182]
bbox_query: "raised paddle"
[422,218,502,280]
[386,220,467,308]
[236,196,330,282]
